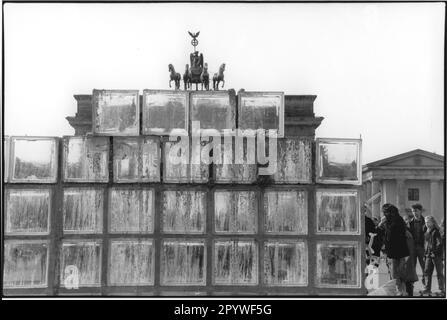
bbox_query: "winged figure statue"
[188,31,200,39]
[190,51,203,69]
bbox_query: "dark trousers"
[414,245,425,284]
[424,255,445,292]
[405,282,414,296]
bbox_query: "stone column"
[366,181,372,202]
[371,180,380,218]
[380,180,386,207]
[396,178,406,215]
[430,179,441,221]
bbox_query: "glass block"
[60,240,102,287]
[113,137,160,182]
[109,188,154,233]
[214,137,257,184]
[190,138,210,183]
[4,136,10,182]
[6,189,51,235]
[163,139,209,183]
[214,190,257,234]
[63,136,109,182]
[3,240,49,288]
[142,90,188,135]
[11,137,58,183]
[238,91,284,137]
[316,189,359,234]
[161,240,206,286]
[273,138,312,183]
[264,240,307,286]
[163,139,189,183]
[264,190,307,235]
[316,138,362,185]
[109,240,154,286]
[162,190,206,234]
[316,242,360,288]
[63,188,103,233]
[190,91,236,135]
[93,89,139,136]
[214,240,258,285]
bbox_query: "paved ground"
[376,261,443,296]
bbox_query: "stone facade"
[362,149,445,223]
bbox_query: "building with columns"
[362,149,445,223]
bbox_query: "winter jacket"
[424,227,443,257]
[409,216,427,246]
[366,224,384,257]
[365,216,376,243]
[384,217,410,259]
[402,230,418,283]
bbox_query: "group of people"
[365,203,445,296]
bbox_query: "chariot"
[169,31,225,91]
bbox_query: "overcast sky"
[3,2,445,164]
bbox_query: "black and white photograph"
[1,0,445,308]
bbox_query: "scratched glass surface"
[264,241,307,286]
[63,137,109,182]
[273,138,312,183]
[113,137,160,182]
[3,241,48,288]
[190,139,210,183]
[63,188,103,233]
[4,136,10,182]
[12,138,57,182]
[94,90,139,135]
[163,140,190,183]
[161,240,206,285]
[238,93,282,134]
[142,90,188,135]
[264,190,307,235]
[316,190,359,234]
[109,188,154,233]
[316,242,359,288]
[162,190,206,234]
[6,189,50,234]
[214,191,257,234]
[214,240,258,285]
[214,137,257,184]
[109,240,154,286]
[190,92,235,132]
[61,241,102,287]
[318,140,360,183]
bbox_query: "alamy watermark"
[167,121,278,175]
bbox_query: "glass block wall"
[3,90,364,296]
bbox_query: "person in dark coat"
[364,205,383,267]
[441,218,446,264]
[381,203,409,295]
[421,216,445,295]
[402,225,418,296]
[409,203,427,285]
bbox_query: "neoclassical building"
[362,149,445,222]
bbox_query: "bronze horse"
[168,64,181,90]
[213,63,225,91]
[183,64,192,90]
[200,63,210,91]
